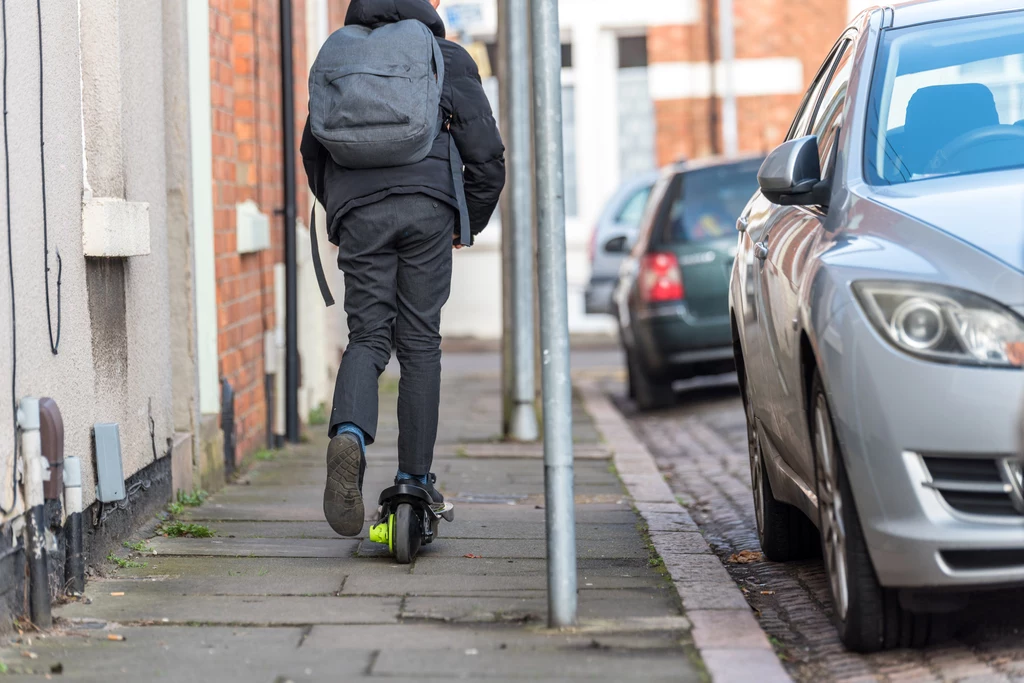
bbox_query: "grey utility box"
[93,423,126,502]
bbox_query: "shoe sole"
[324,434,364,537]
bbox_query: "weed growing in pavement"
[257,567,269,577]
[176,488,208,507]
[167,501,184,516]
[123,540,152,553]
[0,659,7,674]
[308,403,328,426]
[158,522,215,538]
[254,449,276,462]
[107,553,146,569]
[455,446,468,458]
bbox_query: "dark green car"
[612,156,764,410]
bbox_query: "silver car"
[730,0,1024,652]
[585,171,659,315]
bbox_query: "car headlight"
[853,281,1024,368]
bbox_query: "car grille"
[922,455,1023,518]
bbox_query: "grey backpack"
[306,19,471,307]
[308,20,444,168]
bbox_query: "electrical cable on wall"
[2,0,18,516]
[36,0,61,355]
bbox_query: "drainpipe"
[19,398,52,628]
[279,0,299,443]
[63,455,84,596]
[705,0,720,155]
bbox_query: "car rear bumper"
[633,303,733,376]
[820,313,1024,590]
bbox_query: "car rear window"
[654,162,762,244]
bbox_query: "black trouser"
[329,193,455,476]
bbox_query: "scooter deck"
[432,502,455,523]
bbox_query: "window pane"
[618,36,648,69]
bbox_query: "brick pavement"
[610,374,1024,683]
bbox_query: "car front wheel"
[810,370,944,652]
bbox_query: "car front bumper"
[820,312,1024,589]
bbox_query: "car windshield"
[865,11,1024,185]
[657,162,762,243]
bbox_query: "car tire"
[810,370,945,652]
[738,350,817,562]
[628,349,674,411]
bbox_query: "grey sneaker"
[324,433,366,537]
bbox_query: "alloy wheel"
[815,394,849,621]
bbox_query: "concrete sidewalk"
[2,359,702,682]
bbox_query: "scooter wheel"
[393,503,421,565]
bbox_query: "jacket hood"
[345,0,447,39]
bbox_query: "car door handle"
[753,242,769,261]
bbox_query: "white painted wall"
[0,0,175,520]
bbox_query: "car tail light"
[639,253,684,303]
[588,225,598,263]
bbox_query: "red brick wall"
[650,0,848,165]
[210,0,310,462]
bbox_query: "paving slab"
[370,649,700,680]
[56,591,400,626]
[409,556,655,577]
[111,555,409,582]
[356,534,647,561]
[147,536,358,558]
[402,588,679,623]
[301,623,682,652]
[79,573,345,598]
[340,573,665,596]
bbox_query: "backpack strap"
[310,203,335,307]
[448,126,472,247]
[309,143,335,307]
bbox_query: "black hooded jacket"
[301,0,505,243]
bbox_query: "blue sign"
[445,3,483,33]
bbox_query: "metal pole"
[718,0,738,156]
[498,0,515,438]
[529,0,577,628]
[508,0,538,442]
[279,0,300,442]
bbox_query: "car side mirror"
[758,135,830,207]
[603,235,630,254]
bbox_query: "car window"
[653,161,764,245]
[614,185,652,228]
[786,39,849,141]
[630,173,673,257]
[865,11,1024,185]
[809,43,855,179]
